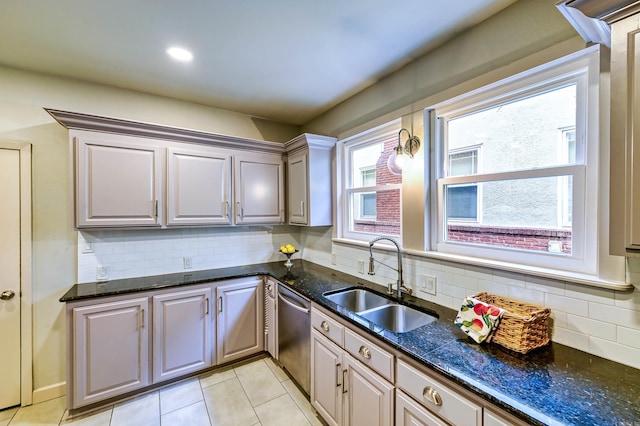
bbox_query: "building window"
[340,120,402,241]
[447,147,480,221]
[431,48,600,274]
[359,168,376,218]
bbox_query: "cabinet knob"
[423,386,442,406]
[321,320,330,332]
[1,290,15,300]
[358,345,371,359]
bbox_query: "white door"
[0,148,21,409]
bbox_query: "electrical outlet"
[331,253,337,265]
[183,256,193,269]
[357,260,365,274]
[96,266,108,282]
[419,274,436,295]
[82,242,93,253]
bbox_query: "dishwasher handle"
[278,291,310,314]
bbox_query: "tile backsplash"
[78,226,640,370]
[77,226,301,283]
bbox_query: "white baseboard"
[32,382,66,405]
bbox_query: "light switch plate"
[96,266,108,282]
[331,253,337,265]
[357,260,365,274]
[183,257,193,269]
[419,274,436,295]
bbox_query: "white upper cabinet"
[285,134,336,226]
[56,109,288,229]
[74,130,163,228]
[167,145,232,226]
[234,152,285,224]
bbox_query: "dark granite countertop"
[60,260,640,426]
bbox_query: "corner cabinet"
[285,134,336,226]
[70,297,150,408]
[74,131,163,228]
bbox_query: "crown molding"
[45,108,285,155]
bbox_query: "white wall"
[0,64,299,400]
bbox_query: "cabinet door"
[152,287,212,382]
[264,279,278,359]
[343,353,393,426]
[287,151,308,225]
[611,15,640,251]
[234,154,284,224]
[72,298,149,408]
[216,278,264,364]
[311,329,343,426]
[75,132,163,227]
[166,146,232,226]
[396,390,448,426]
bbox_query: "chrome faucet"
[368,236,412,299]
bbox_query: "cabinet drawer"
[397,359,482,426]
[311,308,344,346]
[344,328,394,382]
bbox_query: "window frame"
[429,49,599,275]
[339,119,403,242]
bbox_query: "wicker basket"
[472,292,550,354]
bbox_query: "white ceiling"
[0,0,516,125]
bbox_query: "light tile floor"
[0,357,324,426]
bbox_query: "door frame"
[0,141,33,406]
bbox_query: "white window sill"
[332,237,633,291]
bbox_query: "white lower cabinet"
[71,297,150,408]
[67,277,266,410]
[216,277,264,364]
[396,390,449,426]
[397,359,482,426]
[343,353,393,426]
[310,306,394,426]
[152,287,212,382]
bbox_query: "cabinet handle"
[342,369,348,394]
[218,296,223,313]
[153,200,158,218]
[358,345,371,359]
[204,297,209,316]
[321,320,330,332]
[300,200,304,216]
[336,363,341,388]
[223,201,230,218]
[140,308,145,328]
[237,202,243,219]
[423,386,443,406]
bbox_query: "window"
[431,48,600,274]
[340,120,402,241]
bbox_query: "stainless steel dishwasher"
[277,284,310,395]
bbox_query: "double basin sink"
[324,287,437,333]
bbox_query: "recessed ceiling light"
[166,46,193,62]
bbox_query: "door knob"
[1,290,15,300]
